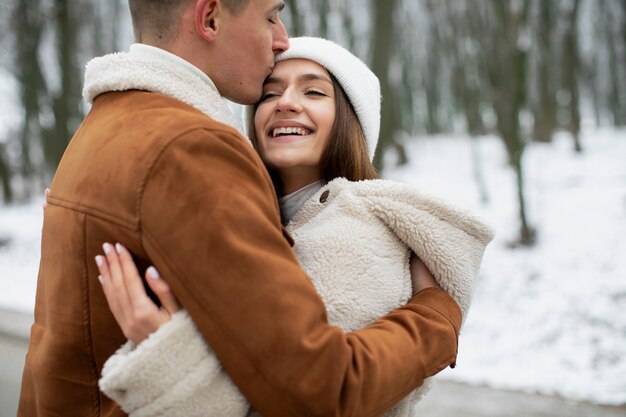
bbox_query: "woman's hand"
[42,188,50,211]
[95,243,181,345]
[410,252,441,295]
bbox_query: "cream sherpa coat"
[99,178,494,417]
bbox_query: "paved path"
[1,336,27,417]
[414,379,626,417]
[1,308,625,417]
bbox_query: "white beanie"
[245,37,381,161]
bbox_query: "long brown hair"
[250,72,378,196]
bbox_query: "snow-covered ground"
[386,126,626,406]
[0,125,624,405]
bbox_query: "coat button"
[319,190,330,203]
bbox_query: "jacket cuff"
[411,287,462,334]
[99,310,247,416]
[410,287,462,368]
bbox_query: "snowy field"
[0,126,624,405]
[385,126,626,406]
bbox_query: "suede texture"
[18,91,462,417]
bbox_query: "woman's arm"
[409,252,441,295]
[95,246,249,417]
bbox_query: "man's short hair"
[221,0,250,15]
[128,0,251,44]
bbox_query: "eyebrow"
[264,73,333,86]
[269,1,286,13]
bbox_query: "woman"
[91,37,494,417]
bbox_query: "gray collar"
[279,181,323,226]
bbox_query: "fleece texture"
[99,311,248,417]
[99,178,494,417]
[82,43,241,133]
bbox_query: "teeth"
[272,127,311,137]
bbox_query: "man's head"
[128,0,289,105]
[128,0,249,44]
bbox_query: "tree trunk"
[317,0,329,38]
[46,0,84,173]
[562,0,583,151]
[486,0,535,245]
[285,0,304,36]
[423,0,443,135]
[0,144,13,203]
[371,0,400,171]
[340,1,357,52]
[604,0,626,125]
[533,0,557,143]
[12,0,47,195]
[513,150,535,245]
[112,0,123,51]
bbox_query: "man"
[18,1,462,416]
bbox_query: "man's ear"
[195,0,221,42]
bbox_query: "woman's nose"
[276,89,302,113]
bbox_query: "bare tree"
[422,0,445,135]
[532,0,558,143]
[602,0,626,125]
[317,0,330,38]
[285,0,304,36]
[371,0,402,170]
[45,0,85,173]
[12,0,49,198]
[0,144,13,203]
[446,0,490,204]
[562,0,583,152]
[480,0,536,245]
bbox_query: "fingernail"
[147,266,160,280]
[95,255,104,268]
[103,243,112,254]
[98,275,104,285]
[115,243,124,254]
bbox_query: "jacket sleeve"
[140,128,463,417]
[357,180,495,319]
[98,310,249,417]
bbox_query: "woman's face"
[254,59,336,176]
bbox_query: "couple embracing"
[18,1,493,416]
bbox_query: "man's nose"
[273,19,289,55]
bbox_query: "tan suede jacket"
[18,91,462,417]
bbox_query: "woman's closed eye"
[305,89,328,97]
[260,91,280,101]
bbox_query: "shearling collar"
[82,44,241,135]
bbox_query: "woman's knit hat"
[246,37,381,161]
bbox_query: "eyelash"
[260,92,277,101]
[259,90,328,102]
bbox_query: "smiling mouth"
[271,127,312,138]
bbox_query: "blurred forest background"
[0,0,625,246]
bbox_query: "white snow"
[385,126,626,406]
[0,201,43,312]
[0,68,22,139]
[0,125,624,405]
